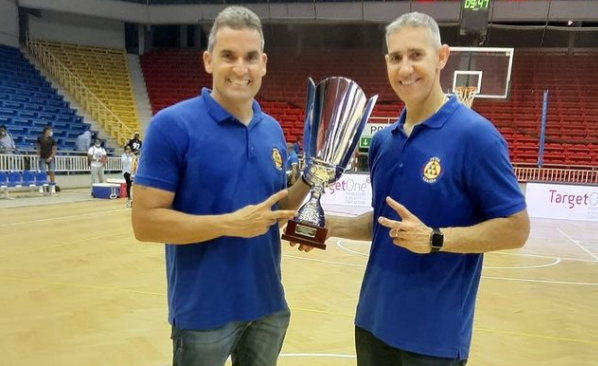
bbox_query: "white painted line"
[484,258,561,270]
[283,254,365,267]
[0,209,126,227]
[482,275,598,287]
[557,228,598,262]
[280,353,356,359]
[492,251,597,263]
[336,240,369,257]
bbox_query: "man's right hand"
[229,190,298,238]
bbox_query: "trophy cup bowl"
[281,76,378,250]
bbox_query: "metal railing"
[1,154,122,173]
[514,165,598,185]
[26,37,134,147]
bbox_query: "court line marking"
[280,353,356,359]
[336,237,598,263]
[557,227,598,262]
[0,208,127,227]
[481,275,598,287]
[0,232,129,258]
[492,251,597,263]
[336,240,368,257]
[483,257,561,270]
[3,274,597,347]
[475,327,598,346]
[283,254,364,267]
[0,275,166,296]
[336,240,563,269]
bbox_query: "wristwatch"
[430,228,444,253]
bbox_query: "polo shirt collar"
[391,96,459,133]
[200,87,263,127]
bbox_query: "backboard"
[442,47,514,100]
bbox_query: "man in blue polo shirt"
[325,12,530,366]
[132,6,310,366]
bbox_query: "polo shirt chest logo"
[422,157,443,183]
[272,147,283,170]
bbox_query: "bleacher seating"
[140,48,598,166]
[0,44,94,152]
[37,41,140,134]
[0,170,51,199]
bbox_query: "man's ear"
[437,44,450,71]
[203,50,213,74]
[261,52,268,77]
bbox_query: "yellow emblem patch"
[272,148,283,171]
[422,157,442,183]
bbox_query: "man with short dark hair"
[132,6,311,366]
[36,126,57,185]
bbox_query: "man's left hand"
[377,196,432,254]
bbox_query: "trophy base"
[282,220,328,250]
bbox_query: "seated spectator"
[76,130,92,153]
[0,125,16,154]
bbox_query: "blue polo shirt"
[135,88,289,330]
[357,96,526,359]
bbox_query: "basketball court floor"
[1,192,597,366]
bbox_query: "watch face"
[431,230,444,248]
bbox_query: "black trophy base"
[282,219,328,250]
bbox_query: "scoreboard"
[460,0,492,36]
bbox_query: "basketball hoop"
[454,86,478,108]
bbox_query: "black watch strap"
[430,228,444,253]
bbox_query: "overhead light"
[567,20,574,26]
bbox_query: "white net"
[455,86,477,108]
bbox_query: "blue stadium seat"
[7,171,22,188]
[35,171,49,185]
[0,171,8,186]
[22,170,37,187]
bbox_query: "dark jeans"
[171,309,290,366]
[123,172,132,199]
[355,327,467,366]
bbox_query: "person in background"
[36,126,57,187]
[76,130,92,153]
[0,125,17,154]
[121,145,135,208]
[127,132,143,156]
[286,142,299,186]
[88,138,107,190]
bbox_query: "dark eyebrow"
[219,49,234,56]
[218,49,261,58]
[388,48,424,56]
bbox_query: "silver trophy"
[282,77,378,249]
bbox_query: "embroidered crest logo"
[272,148,283,171]
[422,157,442,183]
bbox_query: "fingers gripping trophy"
[282,77,377,250]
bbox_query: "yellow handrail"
[26,37,133,146]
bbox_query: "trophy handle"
[303,78,316,159]
[338,94,379,170]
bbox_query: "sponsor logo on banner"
[316,173,372,208]
[525,182,598,222]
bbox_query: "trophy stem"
[281,181,329,250]
[296,182,326,228]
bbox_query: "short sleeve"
[467,137,526,219]
[134,110,189,193]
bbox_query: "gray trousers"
[90,166,106,185]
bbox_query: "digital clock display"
[460,0,491,35]
[463,0,490,11]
